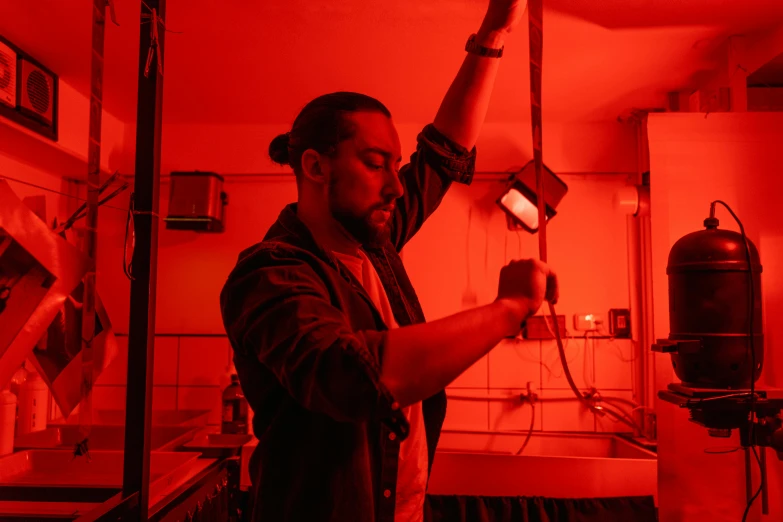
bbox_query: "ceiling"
[1,0,783,126]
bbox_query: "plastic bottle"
[0,386,16,457]
[9,366,28,397]
[221,374,248,434]
[17,371,48,435]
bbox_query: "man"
[220,1,557,520]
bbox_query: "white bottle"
[0,387,16,457]
[17,371,48,435]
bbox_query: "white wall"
[648,112,783,522]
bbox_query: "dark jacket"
[220,124,476,522]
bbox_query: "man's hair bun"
[269,132,291,166]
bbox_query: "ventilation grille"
[0,36,58,140]
[19,57,53,125]
[26,69,49,114]
[0,41,16,108]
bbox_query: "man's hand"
[495,259,558,324]
[480,0,528,35]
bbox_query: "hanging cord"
[709,200,762,521]
[515,402,536,455]
[124,193,136,280]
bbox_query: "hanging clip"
[142,8,164,78]
[105,0,119,26]
[73,438,91,462]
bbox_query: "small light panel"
[495,160,568,234]
[500,188,541,230]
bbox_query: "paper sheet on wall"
[0,180,91,391]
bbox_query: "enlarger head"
[653,215,763,389]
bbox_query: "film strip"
[78,0,112,443]
[528,0,547,261]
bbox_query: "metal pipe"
[122,0,166,518]
[627,212,644,436]
[447,393,637,409]
[446,393,643,434]
[593,404,639,432]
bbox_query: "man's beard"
[328,184,392,247]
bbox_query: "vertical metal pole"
[761,446,768,514]
[629,119,645,439]
[745,447,753,505]
[627,213,644,438]
[122,0,166,519]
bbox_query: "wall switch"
[573,313,599,332]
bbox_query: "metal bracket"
[652,339,701,354]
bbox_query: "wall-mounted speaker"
[0,40,17,108]
[0,34,58,141]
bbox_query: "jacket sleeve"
[220,245,410,439]
[390,123,477,252]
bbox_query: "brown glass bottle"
[221,374,248,434]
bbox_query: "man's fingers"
[531,258,550,276]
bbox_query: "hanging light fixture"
[496,160,568,233]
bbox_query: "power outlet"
[609,308,631,338]
[573,313,601,332]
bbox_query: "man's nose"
[385,170,404,200]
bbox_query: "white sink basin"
[429,431,657,499]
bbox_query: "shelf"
[0,114,113,181]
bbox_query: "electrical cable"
[123,193,136,280]
[743,447,763,521]
[515,402,536,455]
[59,182,130,232]
[710,201,761,522]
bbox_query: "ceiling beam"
[699,24,783,111]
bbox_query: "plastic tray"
[48,409,210,427]
[182,433,253,458]
[14,425,199,451]
[0,450,201,502]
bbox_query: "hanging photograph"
[30,278,120,416]
[0,180,91,389]
[0,230,55,355]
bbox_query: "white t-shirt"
[332,249,428,522]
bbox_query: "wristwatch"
[465,33,504,58]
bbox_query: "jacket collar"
[270,203,370,283]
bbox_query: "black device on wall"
[0,34,59,141]
[164,171,228,232]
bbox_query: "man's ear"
[301,149,328,184]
